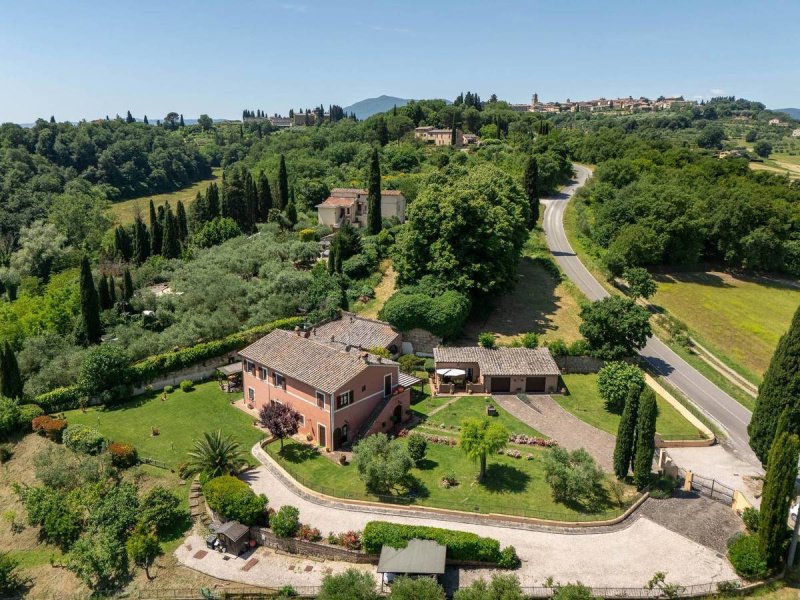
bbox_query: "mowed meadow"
[652,271,800,383]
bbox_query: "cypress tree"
[759,432,800,568]
[366,148,382,234]
[143,115,149,125]
[78,255,102,345]
[0,341,24,400]
[285,189,297,226]
[376,117,389,146]
[207,182,220,217]
[633,388,658,490]
[277,155,289,210]
[176,200,189,241]
[257,171,272,222]
[97,273,111,310]
[133,214,150,265]
[149,200,162,256]
[123,268,134,301]
[179,114,185,127]
[114,225,132,261]
[328,239,338,274]
[161,207,181,259]
[523,155,540,229]
[244,170,257,232]
[189,191,210,233]
[109,275,117,306]
[126,110,134,124]
[451,122,457,146]
[749,304,800,464]
[613,383,640,479]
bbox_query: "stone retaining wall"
[249,527,377,563]
[131,353,239,395]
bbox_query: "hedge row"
[32,316,305,413]
[362,521,502,563]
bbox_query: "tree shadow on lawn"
[274,442,320,464]
[480,463,531,494]
[557,483,616,515]
[416,458,439,471]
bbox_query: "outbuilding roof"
[216,520,249,542]
[433,346,560,376]
[317,196,355,208]
[239,329,396,394]
[377,539,446,575]
[310,312,400,352]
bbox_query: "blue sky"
[1,0,798,123]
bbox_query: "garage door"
[490,377,511,393]
[525,377,546,393]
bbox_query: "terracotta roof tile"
[310,312,400,351]
[433,346,560,376]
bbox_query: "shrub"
[597,362,645,413]
[203,475,267,526]
[341,254,374,280]
[648,476,677,500]
[107,442,138,468]
[423,358,435,374]
[0,444,12,464]
[497,545,520,569]
[742,507,760,533]
[298,228,317,242]
[398,354,425,374]
[0,397,21,439]
[0,551,24,597]
[139,486,187,535]
[32,415,67,441]
[362,521,502,563]
[163,385,174,394]
[18,404,44,431]
[179,379,194,392]
[331,530,362,550]
[352,433,412,494]
[192,217,242,248]
[379,290,471,340]
[406,432,428,466]
[271,505,300,538]
[63,424,106,455]
[546,339,569,357]
[727,533,768,580]
[543,447,605,508]
[520,332,538,348]
[297,524,322,542]
[32,385,83,413]
[78,345,130,396]
[478,332,496,349]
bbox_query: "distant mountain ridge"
[343,95,410,119]
[775,108,800,120]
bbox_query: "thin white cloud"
[277,2,307,12]
[710,88,726,96]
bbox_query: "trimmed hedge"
[63,424,107,455]
[727,533,768,581]
[32,316,304,413]
[362,521,505,563]
[203,475,268,526]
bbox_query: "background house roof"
[318,196,356,208]
[310,312,400,351]
[433,346,560,376]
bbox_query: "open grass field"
[415,395,546,439]
[267,436,634,522]
[63,380,264,469]
[556,374,705,440]
[109,167,222,225]
[652,271,800,384]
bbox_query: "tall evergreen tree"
[123,268,135,302]
[176,200,189,241]
[133,214,150,265]
[222,164,255,233]
[188,191,210,233]
[328,241,338,274]
[633,388,658,490]
[749,304,800,464]
[376,117,389,146]
[0,341,24,400]
[451,122,457,146]
[97,273,112,310]
[179,114,185,127]
[759,432,800,568]
[109,275,117,306]
[114,225,133,261]
[143,115,149,125]
[366,148,382,234]
[523,155,540,228]
[78,255,102,345]
[207,182,221,217]
[256,171,272,222]
[161,206,181,259]
[277,155,289,210]
[149,200,162,256]
[125,110,135,124]
[285,189,297,226]
[613,383,640,479]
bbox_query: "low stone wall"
[131,353,239,394]
[249,527,377,564]
[556,355,607,374]
[402,328,442,357]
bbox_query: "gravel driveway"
[493,394,615,471]
[185,446,739,588]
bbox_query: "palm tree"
[460,418,508,482]
[185,431,246,479]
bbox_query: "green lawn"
[108,167,222,225]
[556,374,706,440]
[267,438,632,522]
[417,395,545,439]
[652,271,800,384]
[63,381,264,470]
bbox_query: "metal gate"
[679,468,735,505]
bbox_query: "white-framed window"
[337,390,353,409]
[273,372,285,389]
[245,360,255,374]
[259,367,268,380]
[316,391,326,409]
[247,387,255,402]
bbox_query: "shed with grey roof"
[377,539,446,577]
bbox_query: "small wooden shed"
[216,520,250,555]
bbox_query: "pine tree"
[613,383,640,479]
[366,148,382,234]
[277,155,289,210]
[759,432,800,568]
[176,200,189,241]
[285,189,297,226]
[161,206,181,259]
[633,388,658,490]
[133,215,150,265]
[523,155,540,229]
[149,200,162,256]
[109,275,117,306]
[143,115,149,125]
[123,268,134,301]
[49,115,56,124]
[256,171,272,222]
[97,273,112,310]
[749,304,800,464]
[78,255,102,345]
[0,341,24,400]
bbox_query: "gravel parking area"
[638,493,744,555]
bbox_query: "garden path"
[492,394,616,471]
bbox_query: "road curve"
[541,165,760,468]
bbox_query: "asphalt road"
[542,164,760,468]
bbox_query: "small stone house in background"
[316,187,406,229]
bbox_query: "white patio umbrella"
[435,368,467,377]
